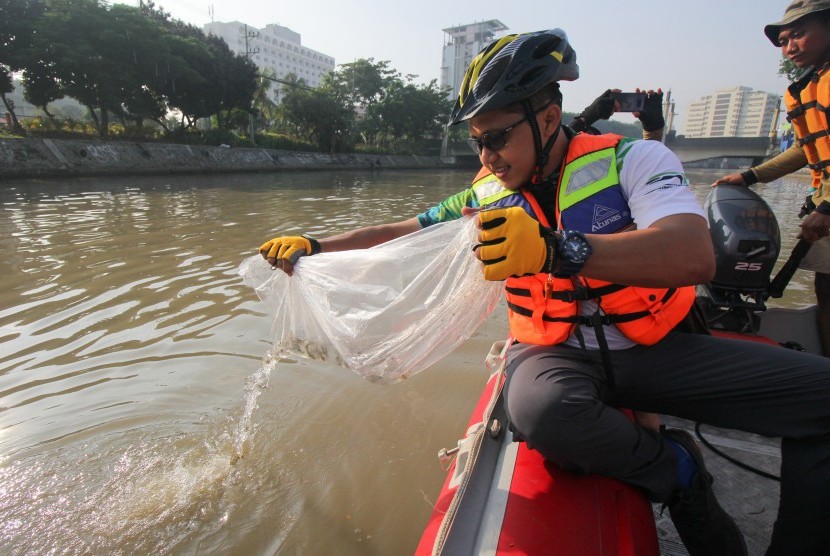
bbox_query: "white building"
[203,21,335,102]
[683,86,781,138]
[440,20,508,102]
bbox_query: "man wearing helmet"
[261,28,830,556]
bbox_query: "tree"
[334,58,397,108]
[14,0,258,136]
[779,57,800,82]
[21,58,62,118]
[328,59,400,145]
[252,68,279,130]
[27,0,139,135]
[107,3,172,127]
[280,83,354,152]
[205,33,258,129]
[374,77,449,152]
[0,0,45,129]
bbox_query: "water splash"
[230,347,282,464]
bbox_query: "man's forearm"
[749,143,808,183]
[318,217,422,251]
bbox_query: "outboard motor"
[698,185,781,333]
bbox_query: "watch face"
[564,235,591,263]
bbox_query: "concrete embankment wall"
[0,137,451,180]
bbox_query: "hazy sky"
[151,0,793,133]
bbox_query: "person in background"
[714,0,830,356]
[779,122,795,153]
[260,28,830,556]
[571,87,666,141]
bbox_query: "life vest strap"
[808,159,830,172]
[506,301,650,325]
[799,128,830,146]
[505,282,626,302]
[787,100,817,120]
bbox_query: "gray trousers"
[504,331,830,555]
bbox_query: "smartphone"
[614,92,646,112]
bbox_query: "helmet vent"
[510,66,546,92]
[533,36,562,59]
[476,57,510,95]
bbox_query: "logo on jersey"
[592,204,623,231]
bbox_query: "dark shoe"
[663,429,747,556]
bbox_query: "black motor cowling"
[703,184,780,309]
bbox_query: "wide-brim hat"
[764,0,830,46]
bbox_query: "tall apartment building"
[440,20,508,102]
[203,21,335,102]
[683,86,781,138]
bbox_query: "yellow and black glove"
[259,235,321,265]
[475,207,557,281]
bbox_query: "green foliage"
[0,127,21,138]
[779,57,800,82]
[255,131,317,152]
[333,58,398,108]
[271,58,451,154]
[280,84,356,153]
[353,144,389,155]
[0,0,45,128]
[200,128,240,146]
[0,0,45,69]
[7,0,257,137]
[3,2,457,155]
[252,69,279,127]
[18,115,161,138]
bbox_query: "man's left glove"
[259,235,321,265]
[475,207,557,281]
[636,90,665,132]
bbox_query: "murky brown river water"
[0,167,814,555]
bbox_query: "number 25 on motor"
[735,262,763,271]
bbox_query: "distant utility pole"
[243,24,260,59]
[662,90,676,145]
[768,98,782,150]
[243,25,260,144]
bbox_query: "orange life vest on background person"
[502,133,695,347]
[786,65,830,188]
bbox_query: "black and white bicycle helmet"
[448,28,578,125]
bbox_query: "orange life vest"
[785,65,830,188]
[501,133,695,346]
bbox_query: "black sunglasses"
[466,100,553,155]
[466,114,530,155]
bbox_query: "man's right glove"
[259,235,321,265]
[572,89,616,132]
[636,90,665,132]
[475,207,557,281]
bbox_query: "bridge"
[443,135,776,169]
[663,135,775,168]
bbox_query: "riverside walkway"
[0,137,448,180]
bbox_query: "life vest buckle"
[556,288,582,303]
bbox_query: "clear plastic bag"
[238,217,503,384]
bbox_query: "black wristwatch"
[555,230,592,277]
